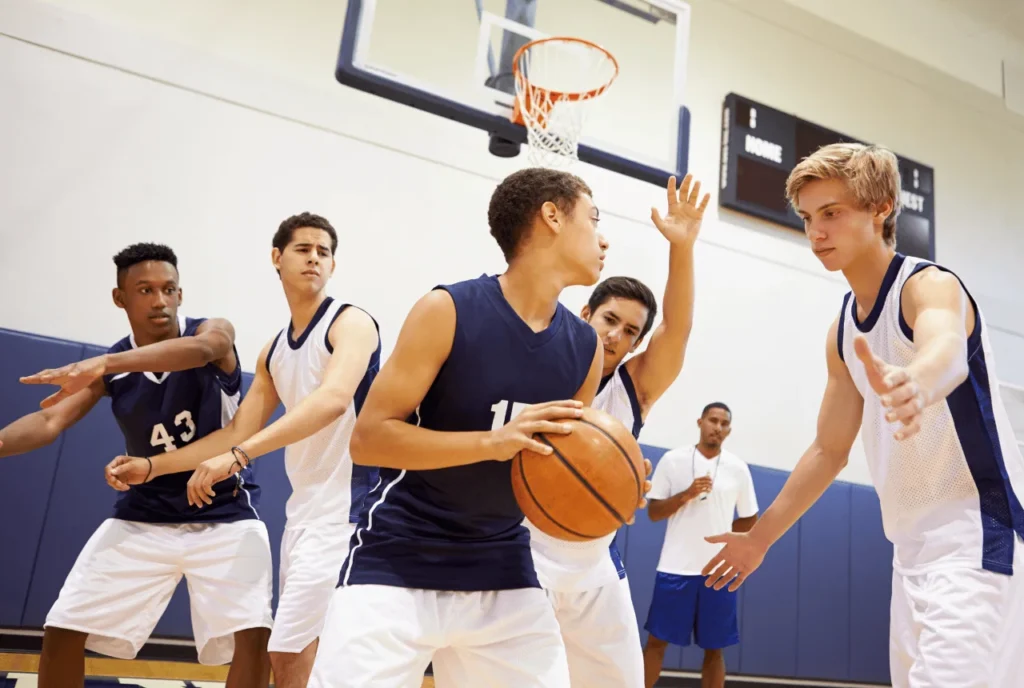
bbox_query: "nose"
[605,327,622,345]
[805,220,826,242]
[598,234,609,251]
[152,290,170,309]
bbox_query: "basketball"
[512,406,646,542]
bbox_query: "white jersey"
[266,297,381,529]
[837,253,1024,576]
[528,364,643,592]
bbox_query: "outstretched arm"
[106,338,280,488]
[350,290,588,471]
[184,308,380,506]
[0,380,105,458]
[625,175,708,414]
[21,319,237,408]
[701,316,863,590]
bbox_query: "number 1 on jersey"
[490,400,529,430]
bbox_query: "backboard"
[336,0,691,186]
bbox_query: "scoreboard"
[718,93,935,260]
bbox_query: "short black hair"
[272,212,338,254]
[702,402,731,418]
[587,276,658,339]
[488,167,592,261]
[113,243,178,286]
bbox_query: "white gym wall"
[1,0,1023,486]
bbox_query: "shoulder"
[106,335,132,356]
[327,304,381,353]
[434,274,493,300]
[902,263,965,303]
[722,449,748,469]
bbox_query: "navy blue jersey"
[105,316,259,523]
[340,275,598,591]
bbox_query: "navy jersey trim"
[852,253,905,333]
[617,366,644,439]
[265,331,283,376]
[479,275,567,351]
[287,296,334,350]
[837,292,851,363]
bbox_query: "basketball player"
[105,213,381,688]
[527,174,710,688]
[702,143,1024,687]
[0,243,272,688]
[309,167,642,688]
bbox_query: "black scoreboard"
[718,93,935,260]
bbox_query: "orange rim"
[511,36,619,126]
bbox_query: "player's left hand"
[650,174,710,248]
[187,452,243,507]
[700,531,768,592]
[627,458,654,525]
[20,354,108,408]
[853,335,925,441]
[105,455,152,491]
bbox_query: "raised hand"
[650,173,711,247]
[105,455,152,491]
[853,335,924,440]
[20,355,108,408]
[487,399,585,461]
[700,531,768,592]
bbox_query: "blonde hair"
[785,143,902,246]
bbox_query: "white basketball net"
[513,38,618,169]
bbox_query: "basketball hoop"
[511,37,619,169]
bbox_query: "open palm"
[651,173,710,247]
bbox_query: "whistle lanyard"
[692,446,721,485]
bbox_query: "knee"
[234,627,270,654]
[703,648,723,663]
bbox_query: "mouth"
[814,248,835,258]
[149,314,172,324]
[302,270,320,277]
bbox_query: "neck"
[498,258,569,332]
[131,319,180,348]
[696,443,719,459]
[842,243,896,317]
[285,288,329,337]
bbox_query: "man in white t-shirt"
[642,402,758,688]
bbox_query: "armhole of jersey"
[580,323,600,394]
[265,331,282,377]
[617,365,644,439]
[897,264,983,359]
[837,292,851,362]
[325,304,382,354]
[429,286,458,379]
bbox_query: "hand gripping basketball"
[488,399,586,461]
[511,406,649,541]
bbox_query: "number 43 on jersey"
[150,410,196,452]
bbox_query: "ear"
[874,199,894,223]
[539,200,562,235]
[176,287,184,306]
[112,288,126,310]
[271,247,282,272]
[580,304,592,320]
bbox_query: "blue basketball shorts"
[644,571,739,650]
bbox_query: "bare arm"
[575,335,604,406]
[0,380,105,458]
[350,290,588,471]
[234,307,378,461]
[21,318,237,408]
[733,515,758,533]
[625,242,694,415]
[901,268,972,406]
[143,339,281,478]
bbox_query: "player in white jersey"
[702,143,1024,688]
[106,213,382,688]
[526,174,710,688]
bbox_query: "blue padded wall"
[0,327,894,684]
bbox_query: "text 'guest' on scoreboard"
[719,92,935,260]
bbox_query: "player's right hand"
[20,354,108,409]
[685,476,713,499]
[488,399,585,461]
[105,455,152,491]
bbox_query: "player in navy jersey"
[106,214,381,688]
[308,168,648,688]
[524,174,711,688]
[0,243,272,688]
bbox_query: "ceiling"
[939,0,1024,48]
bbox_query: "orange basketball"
[512,406,645,542]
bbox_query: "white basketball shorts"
[889,536,1024,687]
[267,522,355,654]
[309,584,570,688]
[548,576,643,688]
[45,518,273,665]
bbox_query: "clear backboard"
[336,0,691,185]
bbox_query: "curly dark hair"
[273,212,338,254]
[587,276,658,339]
[113,243,178,285]
[488,168,592,261]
